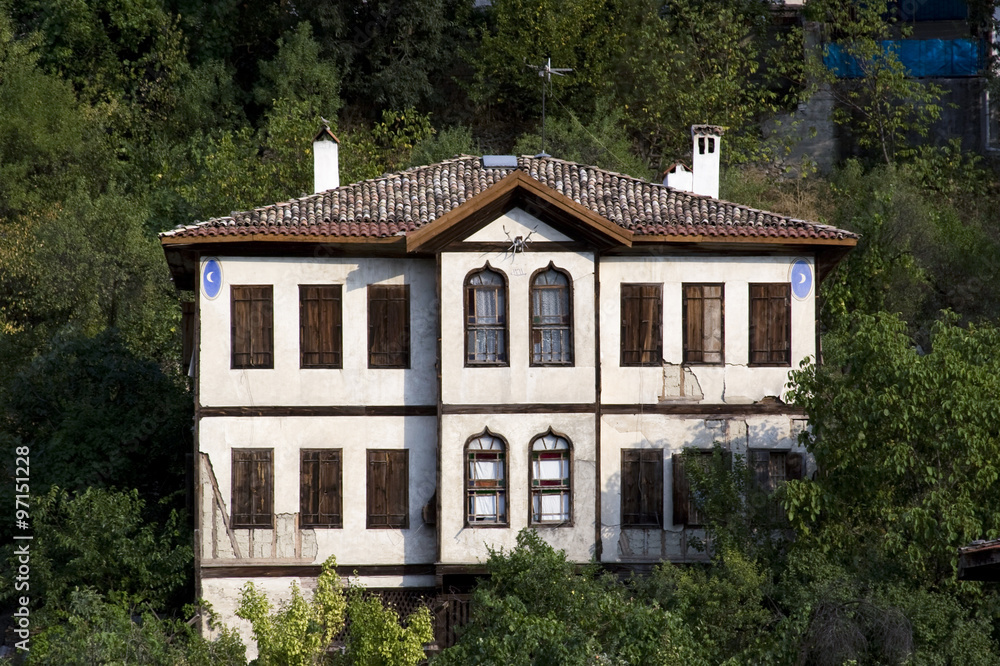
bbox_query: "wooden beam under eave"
[159,233,405,246]
[632,234,857,248]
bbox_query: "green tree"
[1,329,191,505]
[467,0,632,122]
[786,312,1000,585]
[435,530,707,665]
[0,487,192,616]
[236,556,346,666]
[805,0,944,164]
[26,589,246,666]
[511,102,653,180]
[340,588,433,666]
[409,125,479,167]
[302,0,458,113]
[617,0,784,167]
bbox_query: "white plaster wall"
[199,416,437,565]
[441,210,597,405]
[599,255,816,405]
[439,413,597,563]
[203,573,435,660]
[464,208,572,242]
[599,412,806,562]
[198,256,437,407]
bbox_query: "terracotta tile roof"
[160,155,856,243]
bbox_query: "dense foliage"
[2,0,1000,662]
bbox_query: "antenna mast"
[529,58,572,157]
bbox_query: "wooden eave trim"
[405,171,633,253]
[160,234,404,246]
[632,234,857,248]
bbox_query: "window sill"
[464,522,509,529]
[530,521,574,528]
[300,524,343,529]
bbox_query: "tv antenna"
[527,58,572,157]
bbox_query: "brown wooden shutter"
[301,450,342,528]
[367,450,408,528]
[621,284,662,366]
[786,452,804,481]
[684,284,724,364]
[748,284,766,365]
[703,284,723,363]
[232,450,251,527]
[683,285,704,362]
[368,285,410,368]
[749,283,790,366]
[300,285,342,368]
[231,286,273,369]
[672,453,688,526]
[622,449,662,527]
[621,450,639,525]
[232,449,272,528]
[770,283,791,365]
[387,450,409,528]
[639,449,663,526]
[231,287,252,368]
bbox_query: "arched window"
[530,265,573,365]
[530,430,571,524]
[465,430,507,525]
[465,266,507,365]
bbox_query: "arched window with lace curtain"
[529,430,572,525]
[465,430,507,526]
[530,264,573,366]
[464,265,508,365]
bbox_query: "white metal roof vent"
[482,155,518,168]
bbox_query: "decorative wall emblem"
[202,258,223,300]
[789,258,812,300]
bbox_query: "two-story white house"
[160,128,856,651]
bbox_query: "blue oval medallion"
[790,259,812,300]
[202,258,223,300]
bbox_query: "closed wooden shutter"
[621,284,662,366]
[749,283,791,366]
[673,450,716,527]
[683,284,724,364]
[368,284,410,368]
[232,286,273,369]
[232,449,273,528]
[300,285,342,368]
[367,450,409,528]
[786,452,804,481]
[300,449,342,528]
[622,449,662,527]
[671,453,688,526]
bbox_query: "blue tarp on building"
[824,39,981,78]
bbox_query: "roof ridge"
[160,154,858,243]
[521,154,653,187]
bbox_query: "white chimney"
[663,162,693,192]
[691,125,724,199]
[313,124,340,193]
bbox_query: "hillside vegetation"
[3,0,1000,663]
